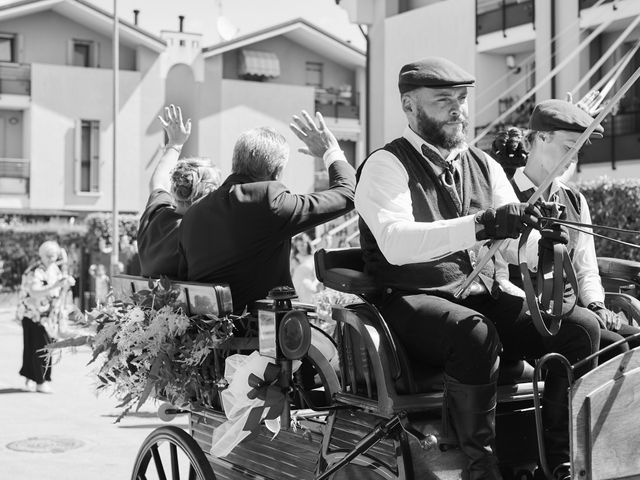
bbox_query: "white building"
[340,0,640,181]
[0,0,366,218]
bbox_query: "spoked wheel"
[131,426,216,480]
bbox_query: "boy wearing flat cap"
[355,58,600,480]
[503,99,640,476]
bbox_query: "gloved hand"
[539,223,570,250]
[588,301,623,331]
[491,127,529,169]
[475,202,540,240]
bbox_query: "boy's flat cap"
[529,99,604,138]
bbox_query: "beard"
[415,107,468,150]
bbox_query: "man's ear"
[271,165,284,181]
[401,94,414,114]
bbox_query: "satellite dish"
[217,16,239,41]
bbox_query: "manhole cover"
[6,436,85,453]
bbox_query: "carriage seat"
[315,248,535,413]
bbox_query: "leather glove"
[475,202,540,240]
[491,127,529,169]
[588,301,623,331]
[539,223,570,250]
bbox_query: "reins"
[539,216,640,250]
[518,225,579,337]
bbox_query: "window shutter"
[74,119,81,193]
[15,34,24,63]
[92,41,100,68]
[91,121,100,192]
[67,39,74,66]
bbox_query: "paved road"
[0,306,187,480]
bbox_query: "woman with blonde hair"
[137,105,222,278]
[18,240,74,393]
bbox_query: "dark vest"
[358,137,496,298]
[510,175,582,257]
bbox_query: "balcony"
[476,0,535,39]
[0,158,29,194]
[579,0,614,10]
[580,110,640,168]
[314,87,359,120]
[0,63,30,96]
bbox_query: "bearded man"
[354,58,600,480]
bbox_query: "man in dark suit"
[178,111,356,314]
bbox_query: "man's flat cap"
[398,57,475,94]
[529,99,604,138]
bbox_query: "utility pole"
[111,0,120,275]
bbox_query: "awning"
[239,50,280,78]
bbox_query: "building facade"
[0,0,366,218]
[341,0,640,181]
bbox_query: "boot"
[444,374,503,480]
[542,374,571,477]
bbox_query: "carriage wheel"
[131,426,216,480]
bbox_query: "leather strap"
[518,226,579,337]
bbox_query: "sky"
[84,0,366,50]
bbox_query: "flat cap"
[398,57,475,94]
[529,99,604,138]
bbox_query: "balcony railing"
[0,158,29,178]
[314,88,359,120]
[0,158,29,195]
[579,0,615,10]
[0,63,31,95]
[579,109,640,168]
[476,0,535,40]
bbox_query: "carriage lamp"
[258,286,311,361]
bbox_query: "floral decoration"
[49,278,240,421]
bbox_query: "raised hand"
[158,104,191,150]
[289,110,339,159]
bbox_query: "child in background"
[89,264,110,306]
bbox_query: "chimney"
[133,9,139,26]
[178,15,184,33]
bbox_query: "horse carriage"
[113,250,640,480]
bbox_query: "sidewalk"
[0,307,185,480]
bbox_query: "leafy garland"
[50,278,240,421]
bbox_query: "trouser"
[599,323,640,364]
[20,317,52,384]
[379,290,600,472]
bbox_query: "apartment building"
[340,0,640,180]
[0,0,366,218]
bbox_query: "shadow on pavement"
[0,388,29,394]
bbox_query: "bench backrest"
[111,274,234,317]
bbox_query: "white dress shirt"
[355,126,535,269]
[512,168,605,305]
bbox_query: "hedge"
[575,177,640,262]
[0,213,139,292]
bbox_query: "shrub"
[0,221,87,291]
[575,177,640,261]
[0,214,140,291]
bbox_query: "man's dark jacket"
[178,161,356,313]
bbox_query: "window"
[71,40,97,68]
[0,34,15,62]
[306,62,323,88]
[77,120,100,193]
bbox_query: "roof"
[0,0,166,52]
[202,18,366,69]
